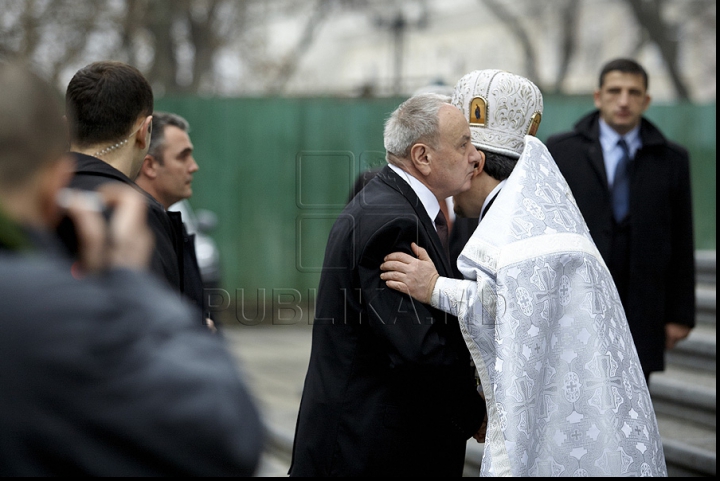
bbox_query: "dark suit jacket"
[180,222,212,324]
[546,111,696,373]
[290,166,485,477]
[349,167,478,279]
[449,216,478,278]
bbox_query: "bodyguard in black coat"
[546,58,695,378]
[290,95,485,477]
[59,61,185,295]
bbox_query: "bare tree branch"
[478,0,541,87]
[19,0,43,58]
[186,0,227,93]
[119,0,147,68]
[625,0,690,100]
[0,0,712,99]
[553,0,580,94]
[145,0,179,94]
[268,0,333,94]
[45,1,106,85]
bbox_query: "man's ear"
[135,115,153,150]
[593,89,602,109]
[641,93,652,113]
[140,155,158,180]
[473,150,485,178]
[474,149,486,177]
[409,142,432,176]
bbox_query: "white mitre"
[451,69,543,158]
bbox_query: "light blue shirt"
[388,163,442,230]
[598,119,642,188]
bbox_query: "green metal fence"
[155,96,716,303]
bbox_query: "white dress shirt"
[388,164,442,230]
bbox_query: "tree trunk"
[479,0,541,88]
[626,0,690,101]
[147,0,178,94]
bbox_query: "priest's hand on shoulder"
[380,242,439,304]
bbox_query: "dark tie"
[612,138,631,222]
[435,210,450,260]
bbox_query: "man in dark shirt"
[136,111,214,330]
[59,61,183,292]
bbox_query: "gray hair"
[148,111,190,164]
[384,93,451,165]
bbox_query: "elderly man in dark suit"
[546,58,696,383]
[290,93,485,477]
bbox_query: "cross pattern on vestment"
[510,214,535,240]
[531,262,562,323]
[558,277,572,306]
[537,360,559,422]
[585,352,624,413]
[534,184,578,231]
[577,258,608,318]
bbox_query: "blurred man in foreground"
[0,62,263,476]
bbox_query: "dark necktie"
[612,138,631,222]
[435,210,450,261]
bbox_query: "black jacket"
[180,221,210,321]
[0,232,262,476]
[58,153,184,293]
[290,166,485,477]
[546,111,696,373]
[449,216,478,278]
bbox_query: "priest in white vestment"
[381,70,667,477]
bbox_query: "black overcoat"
[546,111,696,373]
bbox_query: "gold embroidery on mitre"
[527,112,542,136]
[469,97,487,126]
